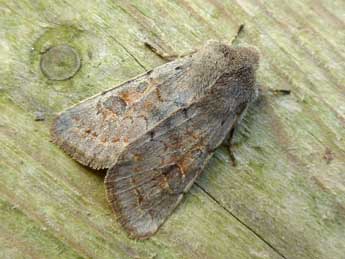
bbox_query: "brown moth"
[51,40,260,239]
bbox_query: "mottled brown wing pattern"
[105,64,258,238]
[105,150,208,239]
[51,40,260,239]
[51,57,194,169]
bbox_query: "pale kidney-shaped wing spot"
[101,95,127,115]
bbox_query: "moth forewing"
[51,56,193,169]
[104,41,260,239]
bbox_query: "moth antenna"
[260,88,292,96]
[269,89,291,95]
[144,42,178,61]
[231,24,245,45]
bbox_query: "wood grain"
[0,0,344,258]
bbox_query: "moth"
[51,40,260,239]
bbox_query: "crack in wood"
[110,36,147,71]
[195,183,287,259]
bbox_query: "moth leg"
[144,42,196,61]
[269,89,291,95]
[144,42,178,61]
[258,86,291,96]
[227,127,237,167]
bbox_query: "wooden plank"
[196,1,345,258]
[0,95,282,258]
[0,0,344,258]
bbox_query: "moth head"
[202,40,259,73]
[234,46,260,101]
[233,46,260,71]
[202,41,260,102]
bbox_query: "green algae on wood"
[0,0,344,258]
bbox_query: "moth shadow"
[79,163,108,179]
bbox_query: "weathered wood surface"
[0,1,344,258]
